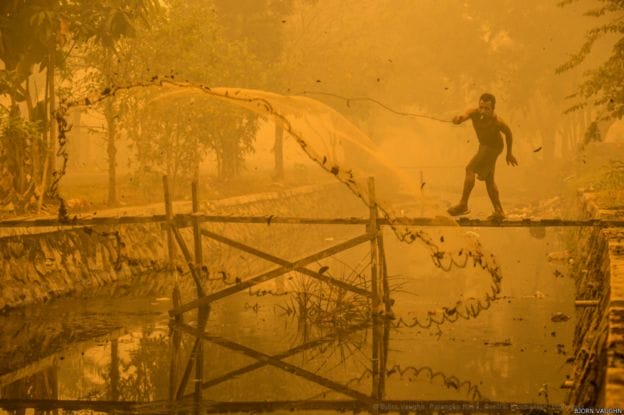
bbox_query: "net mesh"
[64,80,503,329]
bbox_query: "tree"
[0,0,64,212]
[212,0,295,180]
[557,0,624,121]
[0,0,157,211]
[106,0,262,190]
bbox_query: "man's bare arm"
[452,108,476,124]
[499,119,518,166]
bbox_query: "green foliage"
[95,0,264,182]
[125,93,257,184]
[0,0,158,211]
[213,0,294,80]
[0,107,42,212]
[557,0,624,120]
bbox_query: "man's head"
[478,93,496,119]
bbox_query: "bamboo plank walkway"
[0,213,623,229]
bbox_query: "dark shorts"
[467,145,502,181]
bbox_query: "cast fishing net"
[63,80,502,330]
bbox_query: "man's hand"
[506,153,518,166]
[452,115,463,125]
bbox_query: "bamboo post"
[191,181,205,298]
[575,300,599,307]
[368,177,380,313]
[164,175,182,402]
[377,230,390,402]
[379,312,390,403]
[163,176,204,296]
[368,177,381,405]
[162,176,176,270]
[194,306,209,413]
[191,181,203,271]
[378,232,392,316]
[169,287,182,401]
[175,340,201,400]
[191,181,204,413]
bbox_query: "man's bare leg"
[485,175,505,219]
[448,170,475,215]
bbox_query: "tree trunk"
[220,136,238,180]
[105,99,118,207]
[48,51,57,173]
[37,49,56,211]
[24,78,40,189]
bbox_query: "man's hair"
[479,93,496,109]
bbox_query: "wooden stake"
[377,231,392,315]
[169,286,182,401]
[368,177,381,404]
[162,176,176,269]
[368,177,380,312]
[191,181,203,270]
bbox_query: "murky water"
[0,222,574,414]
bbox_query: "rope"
[299,90,453,123]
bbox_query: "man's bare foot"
[487,210,505,221]
[447,204,470,216]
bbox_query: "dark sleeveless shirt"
[470,112,504,151]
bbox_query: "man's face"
[478,99,494,119]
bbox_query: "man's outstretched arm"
[452,108,476,124]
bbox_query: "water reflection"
[0,229,571,414]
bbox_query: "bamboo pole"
[170,226,204,296]
[377,229,390,402]
[169,291,182,401]
[377,231,392,315]
[169,233,372,317]
[175,339,201,400]
[162,176,176,269]
[191,181,205,412]
[368,178,380,313]
[191,181,203,271]
[2,214,621,230]
[200,228,372,298]
[368,178,381,405]
[575,300,599,307]
[164,175,181,402]
[194,306,209,412]
[163,176,204,296]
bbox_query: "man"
[447,93,517,220]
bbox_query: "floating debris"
[551,312,570,323]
